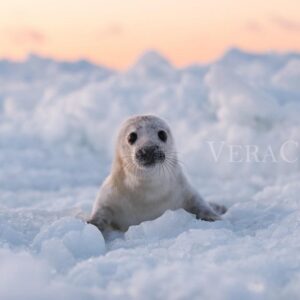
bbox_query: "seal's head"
[115,115,177,175]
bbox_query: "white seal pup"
[88,115,226,234]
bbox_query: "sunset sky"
[0,0,299,69]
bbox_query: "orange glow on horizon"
[0,0,299,69]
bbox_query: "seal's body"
[88,115,226,233]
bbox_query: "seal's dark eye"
[158,130,167,142]
[128,132,138,145]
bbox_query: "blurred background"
[1,0,299,69]
[0,0,299,197]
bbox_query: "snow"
[1,48,300,299]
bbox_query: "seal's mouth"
[135,145,165,168]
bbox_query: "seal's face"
[120,115,176,173]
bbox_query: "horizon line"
[1,46,299,70]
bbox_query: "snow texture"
[1,48,300,299]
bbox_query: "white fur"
[88,115,224,233]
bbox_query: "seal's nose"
[136,145,164,166]
[136,145,158,162]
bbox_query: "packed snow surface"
[1,49,300,299]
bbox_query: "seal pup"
[88,115,226,234]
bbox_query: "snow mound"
[129,50,176,80]
[125,209,198,241]
[31,218,105,270]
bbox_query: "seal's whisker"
[162,159,176,178]
[163,161,172,178]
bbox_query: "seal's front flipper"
[184,194,222,222]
